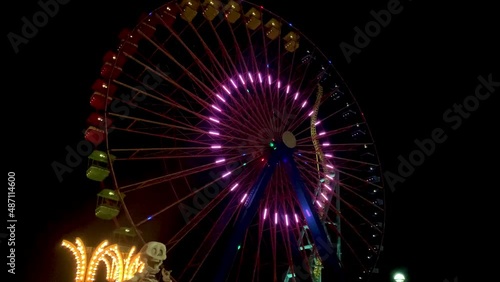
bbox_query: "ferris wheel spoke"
[108,104,259,142]
[140,20,264,131]
[295,160,379,227]
[118,155,241,193]
[228,20,278,132]
[251,208,265,282]
[123,53,216,112]
[326,190,383,238]
[335,168,384,190]
[166,164,258,248]
[108,126,265,155]
[323,220,370,273]
[107,112,210,135]
[338,183,384,213]
[177,192,245,281]
[134,156,258,228]
[209,21,276,132]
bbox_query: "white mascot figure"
[125,241,172,282]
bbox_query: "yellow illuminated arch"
[61,237,143,282]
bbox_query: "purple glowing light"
[240,193,248,203]
[211,105,222,112]
[230,183,239,191]
[216,94,226,102]
[248,73,254,83]
[316,200,323,208]
[215,158,225,163]
[294,213,299,223]
[230,79,238,88]
[238,74,245,85]
[274,212,278,225]
[209,117,220,123]
[211,145,221,149]
[263,208,268,219]
[222,172,231,178]
[209,131,219,135]
[222,85,231,94]
[319,131,326,136]
[294,92,299,100]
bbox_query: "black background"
[4,0,498,281]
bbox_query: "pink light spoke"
[216,94,226,102]
[222,85,231,94]
[316,200,323,208]
[240,193,248,203]
[230,79,238,88]
[211,105,222,112]
[209,117,220,123]
[230,183,239,191]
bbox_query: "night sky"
[4,1,498,282]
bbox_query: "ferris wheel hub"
[282,131,296,148]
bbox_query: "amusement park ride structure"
[80,1,386,281]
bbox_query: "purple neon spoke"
[217,20,272,130]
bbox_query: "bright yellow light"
[61,238,139,282]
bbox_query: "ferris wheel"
[84,1,386,281]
